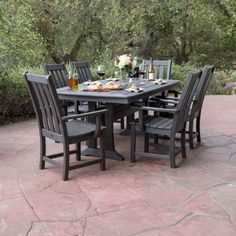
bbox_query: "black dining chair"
[43,63,70,115]
[24,72,107,180]
[158,65,215,149]
[188,65,215,149]
[70,61,94,83]
[43,63,89,114]
[130,70,202,168]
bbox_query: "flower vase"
[120,69,128,87]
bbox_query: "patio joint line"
[229,151,236,162]
[17,173,40,221]
[130,212,193,236]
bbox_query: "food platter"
[82,87,123,92]
[82,80,123,92]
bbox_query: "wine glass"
[139,64,146,84]
[97,65,105,80]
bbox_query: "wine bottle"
[148,58,155,81]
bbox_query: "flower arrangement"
[114,54,138,74]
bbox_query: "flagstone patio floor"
[0,95,236,236]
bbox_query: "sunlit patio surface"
[0,95,236,236]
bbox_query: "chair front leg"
[130,123,136,162]
[63,142,70,181]
[169,134,176,168]
[100,131,106,171]
[189,119,194,150]
[39,135,46,169]
[144,133,149,152]
[196,115,201,143]
[76,143,81,161]
[181,123,187,159]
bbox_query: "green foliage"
[171,63,197,90]
[0,66,42,125]
[1,0,236,124]
[208,70,235,95]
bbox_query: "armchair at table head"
[24,72,107,181]
[130,69,202,168]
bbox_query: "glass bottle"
[67,71,73,90]
[73,72,79,90]
[148,58,155,81]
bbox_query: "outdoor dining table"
[57,79,179,161]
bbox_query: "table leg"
[81,102,124,161]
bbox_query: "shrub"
[171,63,198,91]
[0,66,42,125]
[0,63,233,125]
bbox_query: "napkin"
[151,79,167,85]
[126,87,144,93]
[105,78,120,82]
[83,81,93,85]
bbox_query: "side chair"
[130,70,202,168]
[142,59,178,99]
[70,61,94,83]
[43,63,88,114]
[43,63,69,115]
[24,72,107,181]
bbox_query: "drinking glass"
[138,64,146,84]
[97,65,105,80]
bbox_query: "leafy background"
[0,0,236,124]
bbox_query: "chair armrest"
[62,109,107,121]
[132,105,180,114]
[159,99,179,105]
[63,109,107,138]
[168,89,181,98]
[131,105,179,132]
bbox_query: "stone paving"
[0,95,236,236]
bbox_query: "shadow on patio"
[0,95,236,236]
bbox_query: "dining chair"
[141,59,179,107]
[71,60,125,130]
[187,65,215,149]
[43,63,69,115]
[70,61,94,83]
[24,72,107,181]
[159,65,215,149]
[43,63,88,114]
[142,59,172,81]
[130,70,202,168]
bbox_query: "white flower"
[115,54,138,70]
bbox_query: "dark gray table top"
[57,79,179,104]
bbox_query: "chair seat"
[134,116,173,132]
[144,116,173,130]
[66,120,97,141]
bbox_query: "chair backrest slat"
[24,73,64,135]
[32,83,50,130]
[37,83,55,132]
[43,63,68,88]
[43,83,61,133]
[173,70,202,131]
[71,61,94,83]
[142,60,172,80]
